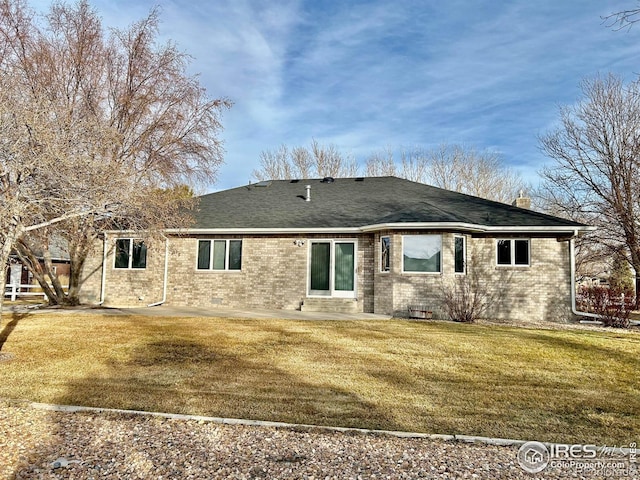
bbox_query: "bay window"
[402,235,442,273]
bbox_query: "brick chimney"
[512,190,531,209]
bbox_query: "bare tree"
[425,145,525,203]
[0,73,116,318]
[290,146,313,178]
[363,144,525,203]
[539,74,640,305]
[255,145,294,180]
[365,147,429,182]
[0,0,230,307]
[364,148,397,177]
[603,2,640,30]
[252,139,358,180]
[0,6,108,314]
[397,149,429,183]
[0,77,49,318]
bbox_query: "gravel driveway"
[1,399,626,480]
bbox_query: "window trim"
[196,239,242,272]
[496,238,530,267]
[401,234,442,274]
[307,239,358,298]
[454,235,466,274]
[380,236,390,273]
[113,238,147,270]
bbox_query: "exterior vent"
[321,177,335,183]
[355,177,364,182]
[290,179,300,183]
[255,181,272,187]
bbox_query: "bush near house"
[438,274,491,323]
[577,286,634,328]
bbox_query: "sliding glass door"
[310,242,331,291]
[309,240,356,297]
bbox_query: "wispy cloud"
[26,0,640,189]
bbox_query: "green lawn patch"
[1,313,638,444]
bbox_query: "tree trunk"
[43,248,68,304]
[0,221,22,323]
[16,221,100,307]
[14,239,58,305]
[629,246,640,311]
[66,238,93,306]
[0,241,12,323]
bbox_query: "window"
[197,239,242,271]
[454,236,466,274]
[381,236,390,272]
[402,235,442,273]
[114,238,147,269]
[309,240,356,297]
[496,239,530,266]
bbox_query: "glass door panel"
[310,242,330,293]
[334,243,355,291]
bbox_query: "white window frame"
[196,239,242,272]
[454,235,466,275]
[496,238,530,267]
[401,234,443,274]
[113,238,147,270]
[307,239,358,298]
[380,236,391,273]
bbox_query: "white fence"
[3,284,69,301]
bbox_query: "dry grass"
[0,312,638,444]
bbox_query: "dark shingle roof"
[192,177,588,232]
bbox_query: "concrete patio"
[5,303,393,321]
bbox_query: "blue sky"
[30,1,640,192]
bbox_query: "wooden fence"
[3,284,69,301]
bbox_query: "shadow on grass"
[10,326,407,477]
[61,335,406,431]
[517,328,640,370]
[8,316,640,477]
[0,311,29,352]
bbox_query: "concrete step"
[301,298,360,313]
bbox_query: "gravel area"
[1,400,632,479]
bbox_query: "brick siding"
[81,231,572,322]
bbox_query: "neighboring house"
[6,240,71,288]
[80,176,592,322]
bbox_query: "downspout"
[98,233,108,305]
[570,233,603,320]
[148,236,169,307]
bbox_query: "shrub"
[577,286,633,328]
[439,274,490,323]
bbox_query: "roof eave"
[149,223,594,235]
[360,223,594,234]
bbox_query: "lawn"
[0,312,638,445]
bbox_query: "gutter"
[147,237,169,307]
[105,223,595,236]
[98,233,108,305]
[569,234,604,320]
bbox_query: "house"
[6,240,71,290]
[80,176,592,322]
